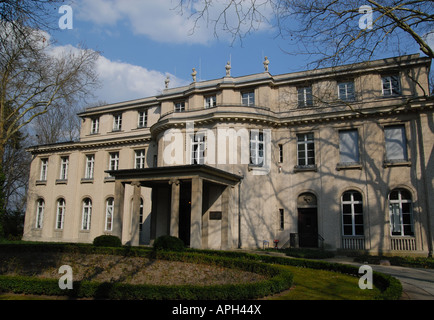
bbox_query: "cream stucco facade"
[23,54,434,256]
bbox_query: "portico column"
[169,178,180,238]
[190,176,203,249]
[131,181,141,246]
[113,180,125,241]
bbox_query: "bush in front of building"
[93,235,122,247]
[153,235,185,252]
[0,245,293,300]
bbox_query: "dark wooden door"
[298,208,318,247]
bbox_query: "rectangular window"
[241,91,255,106]
[139,199,144,231]
[205,95,217,108]
[40,158,48,181]
[174,101,185,112]
[385,125,407,161]
[278,144,283,163]
[382,75,401,96]
[297,133,315,166]
[250,130,264,166]
[297,86,313,107]
[113,114,122,131]
[153,154,158,168]
[279,209,284,230]
[85,154,95,179]
[338,81,355,101]
[138,110,148,128]
[339,130,359,164]
[135,149,146,169]
[91,118,99,134]
[109,152,119,175]
[191,134,206,164]
[59,156,69,180]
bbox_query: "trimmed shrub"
[93,235,122,247]
[0,244,293,300]
[0,243,402,300]
[153,235,184,252]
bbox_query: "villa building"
[23,54,434,256]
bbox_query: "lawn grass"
[267,265,381,300]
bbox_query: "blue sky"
[48,0,431,106]
[46,0,316,105]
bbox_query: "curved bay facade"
[24,54,434,256]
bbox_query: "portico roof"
[106,164,243,187]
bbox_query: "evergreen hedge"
[0,243,402,300]
[0,243,292,300]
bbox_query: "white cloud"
[47,43,188,104]
[95,55,188,103]
[74,0,275,45]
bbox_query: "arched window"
[55,198,66,230]
[389,189,414,236]
[341,191,364,236]
[81,198,92,230]
[105,197,114,231]
[35,199,45,229]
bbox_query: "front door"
[298,208,318,247]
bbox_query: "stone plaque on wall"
[209,211,222,220]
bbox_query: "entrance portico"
[107,165,242,249]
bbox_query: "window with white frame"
[59,156,69,180]
[297,86,313,107]
[35,199,44,229]
[40,158,48,181]
[105,197,114,231]
[191,134,206,164]
[91,118,99,134]
[384,125,408,161]
[85,154,95,179]
[113,114,122,131]
[389,189,414,236]
[241,91,255,106]
[138,110,148,128]
[81,198,92,230]
[297,133,315,166]
[342,191,364,236]
[339,129,360,164]
[55,198,66,230]
[135,149,146,169]
[109,152,119,171]
[338,81,355,101]
[382,75,401,96]
[174,101,185,112]
[205,95,217,108]
[250,130,264,166]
